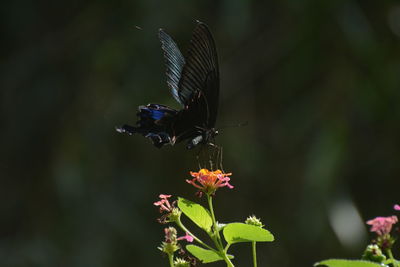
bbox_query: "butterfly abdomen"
[116,104,178,148]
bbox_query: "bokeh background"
[2,0,400,266]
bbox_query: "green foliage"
[186,245,224,263]
[385,259,400,266]
[315,259,387,267]
[223,222,274,244]
[177,197,212,232]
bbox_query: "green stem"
[207,195,223,249]
[222,253,235,267]
[252,241,257,267]
[207,194,234,267]
[386,248,398,267]
[175,218,216,252]
[168,253,174,267]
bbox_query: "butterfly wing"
[159,29,186,105]
[178,21,219,128]
[159,21,219,128]
[117,22,219,149]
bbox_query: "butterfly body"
[117,21,219,149]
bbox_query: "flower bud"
[174,257,190,267]
[158,227,180,255]
[362,244,386,263]
[245,215,264,227]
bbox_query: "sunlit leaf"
[186,245,223,263]
[315,259,387,267]
[178,197,212,232]
[223,222,274,244]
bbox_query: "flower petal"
[177,232,194,242]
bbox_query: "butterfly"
[116,21,220,149]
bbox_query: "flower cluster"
[365,204,399,251]
[186,169,233,196]
[366,216,398,236]
[154,194,181,223]
[154,194,174,213]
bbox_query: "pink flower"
[177,232,194,243]
[366,216,398,236]
[154,194,173,213]
[186,169,234,195]
[154,194,181,224]
[394,204,400,211]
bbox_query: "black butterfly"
[116,21,220,149]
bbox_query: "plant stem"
[207,194,223,249]
[252,241,257,267]
[207,194,235,267]
[175,218,216,252]
[168,253,174,267]
[386,248,398,267]
[222,252,235,267]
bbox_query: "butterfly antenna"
[219,146,224,172]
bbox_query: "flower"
[394,204,400,211]
[366,216,398,236]
[177,232,194,243]
[154,194,181,223]
[154,194,173,213]
[186,169,233,195]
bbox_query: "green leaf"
[315,259,387,267]
[223,223,274,244]
[186,245,223,263]
[385,259,400,266]
[178,198,212,232]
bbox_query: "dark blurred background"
[2,0,400,266]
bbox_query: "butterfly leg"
[196,148,202,170]
[207,142,223,171]
[209,151,214,171]
[196,145,208,170]
[212,143,224,172]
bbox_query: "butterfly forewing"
[158,29,186,106]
